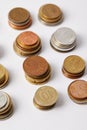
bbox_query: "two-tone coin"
[33,86,58,110]
[8,7,32,30]
[50,27,76,52]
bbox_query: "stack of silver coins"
[50,27,77,52]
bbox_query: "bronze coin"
[68,80,87,103]
[23,56,49,78]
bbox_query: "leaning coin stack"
[23,56,51,84]
[0,64,9,89]
[8,7,32,30]
[38,4,63,25]
[33,86,58,110]
[62,55,86,78]
[0,92,13,120]
[68,80,87,104]
[50,27,76,52]
[13,31,41,56]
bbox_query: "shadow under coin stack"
[0,92,13,120]
[23,56,51,84]
[62,55,85,78]
[38,4,63,25]
[50,27,76,52]
[13,31,41,56]
[33,86,58,110]
[0,64,9,89]
[8,7,32,30]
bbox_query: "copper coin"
[23,56,49,78]
[68,80,87,103]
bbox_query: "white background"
[0,0,87,130]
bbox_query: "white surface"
[0,0,87,130]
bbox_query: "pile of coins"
[0,92,13,120]
[38,4,63,25]
[33,86,58,110]
[50,27,76,52]
[0,64,9,89]
[13,31,41,56]
[62,55,85,78]
[23,56,51,84]
[8,7,32,30]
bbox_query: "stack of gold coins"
[0,64,9,89]
[50,27,76,52]
[38,4,63,25]
[68,80,87,104]
[62,55,86,78]
[8,7,32,30]
[33,86,58,110]
[23,56,51,84]
[0,92,13,120]
[13,31,41,56]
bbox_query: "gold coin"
[63,55,85,74]
[33,86,58,109]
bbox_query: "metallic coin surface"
[23,56,49,78]
[0,92,7,109]
[63,55,85,74]
[8,7,30,24]
[0,65,5,81]
[34,86,58,108]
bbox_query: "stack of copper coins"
[38,4,63,25]
[33,86,58,110]
[50,27,76,52]
[23,56,51,84]
[0,64,9,89]
[13,31,41,56]
[0,92,13,120]
[62,55,86,78]
[68,80,87,104]
[8,7,32,30]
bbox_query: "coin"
[0,92,7,109]
[68,80,87,103]
[33,86,58,109]
[50,27,76,52]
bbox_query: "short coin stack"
[23,56,51,84]
[38,4,63,25]
[50,27,76,52]
[62,55,85,78]
[8,7,32,30]
[68,80,87,104]
[13,31,41,56]
[0,92,13,120]
[0,64,9,89]
[33,86,58,110]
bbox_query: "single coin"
[0,92,7,109]
[23,56,49,78]
[33,86,58,109]
[68,80,87,103]
[63,55,85,74]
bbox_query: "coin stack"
[33,86,58,110]
[62,55,86,78]
[38,4,63,25]
[13,31,41,56]
[50,27,76,52]
[23,56,51,84]
[0,92,13,120]
[0,64,9,89]
[68,80,87,104]
[8,7,32,30]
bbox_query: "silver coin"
[0,92,7,109]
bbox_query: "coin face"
[63,55,85,74]
[8,7,30,24]
[0,92,7,109]
[0,64,5,80]
[34,86,58,107]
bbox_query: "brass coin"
[33,86,58,109]
[63,55,85,75]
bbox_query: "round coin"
[0,92,7,109]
